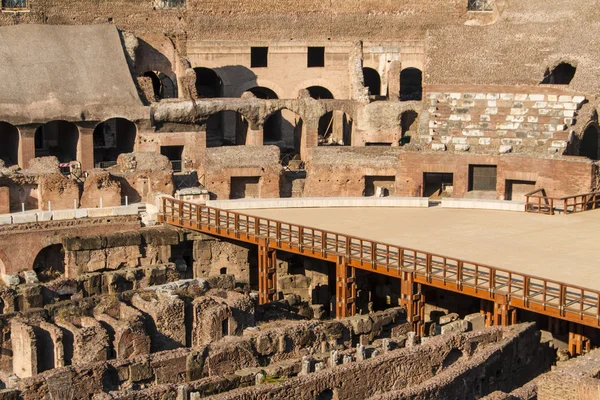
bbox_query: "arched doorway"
[195,67,222,98]
[93,118,137,167]
[306,86,334,100]
[0,122,19,167]
[34,121,79,163]
[400,110,419,144]
[363,68,381,97]
[206,111,249,147]
[400,68,423,101]
[264,108,303,149]
[580,125,600,160]
[248,87,281,143]
[541,63,576,85]
[33,244,65,282]
[318,112,352,146]
[142,71,177,100]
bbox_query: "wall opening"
[423,173,453,198]
[400,68,423,101]
[401,110,419,142]
[365,142,392,146]
[505,180,536,201]
[93,118,137,167]
[364,176,395,197]
[307,86,334,100]
[160,146,184,172]
[0,121,19,167]
[363,67,381,97]
[541,63,576,85]
[194,67,222,98]
[307,47,325,68]
[230,177,261,199]
[579,125,599,160]
[34,120,79,163]
[468,0,492,11]
[33,244,65,282]
[206,111,249,147]
[468,165,497,192]
[250,47,268,68]
[318,111,352,146]
[142,71,178,100]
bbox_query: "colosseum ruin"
[0,0,598,398]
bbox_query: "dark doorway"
[505,180,536,201]
[401,110,419,137]
[206,111,249,146]
[160,146,184,172]
[580,125,599,160]
[251,47,268,68]
[363,67,381,96]
[400,68,423,101]
[142,71,177,99]
[230,177,260,199]
[541,63,576,85]
[364,176,395,197]
[34,121,79,163]
[194,67,222,98]
[93,118,137,167]
[0,121,19,167]
[423,173,454,198]
[33,244,65,282]
[468,165,497,192]
[307,86,334,100]
[307,47,325,67]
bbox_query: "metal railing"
[525,188,600,215]
[159,197,600,329]
[171,160,182,173]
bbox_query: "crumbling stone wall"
[193,237,251,282]
[80,171,122,208]
[38,174,80,211]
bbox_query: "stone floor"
[236,207,600,289]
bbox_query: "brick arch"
[292,79,344,100]
[234,79,286,99]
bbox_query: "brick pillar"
[247,127,264,146]
[78,126,94,172]
[258,244,277,305]
[388,61,402,101]
[335,256,356,319]
[400,271,425,337]
[302,122,319,162]
[18,125,37,169]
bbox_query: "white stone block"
[527,116,539,123]
[440,320,469,335]
[52,210,76,221]
[515,94,528,101]
[573,95,586,103]
[113,205,140,216]
[452,137,467,144]
[75,209,88,219]
[479,138,491,145]
[510,108,529,116]
[12,213,37,224]
[563,102,578,110]
[431,143,446,151]
[2,274,19,286]
[547,102,564,109]
[486,93,499,100]
[487,100,497,107]
[440,136,452,144]
[563,110,576,118]
[497,122,519,130]
[36,211,53,222]
[501,138,523,145]
[558,95,572,102]
[455,144,470,151]
[532,102,548,109]
[528,94,545,101]
[463,129,484,137]
[449,93,462,100]
[465,313,486,331]
[556,124,567,131]
[428,120,437,128]
[499,145,513,153]
[485,108,498,115]
[87,208,114,218]
[0,215,12,225]
[564,118,574,125]
[547,95,558,102]
[426,93,440,100]
[552,140,567,148]
[474,93,486,99]
[499,93,514,100]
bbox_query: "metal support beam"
[400,271,425,338]
[258,244,277,305]
[336,256,356,319]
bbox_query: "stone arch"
[34,120,80,163]
[33,244,65,282]
[247,86,278,100]
[318,111,353,146]
[205,111,249,147]
[541,62,576,85]
[0,121,20,167]
[235,79,285,99]
[579,124,600,160]
[293,79,342,100]
[263,107,304,150]
[93,118,138,167]
[194,67,223,98]
[141,71,178,100]
[400,68,423,101]
[363,67,381,97]
[306,86,335,100]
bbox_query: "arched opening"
[306,86,334,100]
[318,111,352,146]
[400,68,423,101]
[363,67,381,97]
[247,87,282,143]
[33,244,65,282]
[142,71,178,100]
[93,118,137,167]
[34,121,79,163]
[400,110,419,144]
[206,111,249,147]
[247,86,278,100]
[541,63,576,85]
[0,122,19,167]
[194,67,222,98]
[580,125,600,160]
[264,108,303,149]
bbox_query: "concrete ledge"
[11,213,38,224]
[112,205,140,216]
[52,210,76,220]
[207,197,430,210]
[36,211,53,222]
[0,215,12,225]
[87,208,114,218]
[441,198,525,212]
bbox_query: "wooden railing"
[525,188,600,215]
[159,197,600,328]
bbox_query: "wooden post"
[258,244,277,305]
[400,271,425,338]
[336,256,356,319]
[568,323,591,357]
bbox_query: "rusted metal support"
[400,271,425,338]
[258,244,277,305]
[568,323,591,357]
[335,256,356,319]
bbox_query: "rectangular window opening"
[364,176,395,197]
[160,145,184,172]
[251,47,268,68]
[467,0,493,11]
[2,0,27,10]
[307,47,325,68]
[155,0,185,9]
[468,165,497,192]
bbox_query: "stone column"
[77,125,95,171]
[247,127,264,146]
